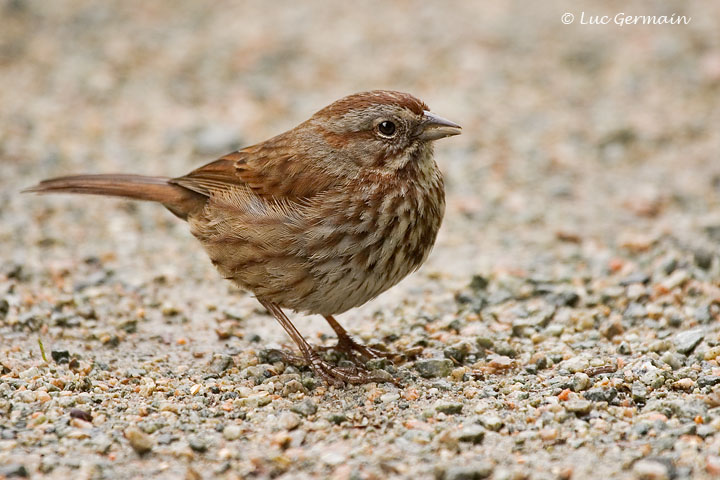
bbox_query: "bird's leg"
[322,315,396,362]
[258,299,393,386]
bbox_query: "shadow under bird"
[25,90,461,385]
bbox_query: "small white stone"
[223,424,242,441]
[320,449,346,466]
[278,411,301,431]
[380,393,400,403]
[19,367,39,379]
[661,270,689,291]
[633,459,669,480]
[561,357,589,373]
[15,390,37,403]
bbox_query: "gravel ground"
[2,1,720,479]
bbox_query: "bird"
[25,90,461,386]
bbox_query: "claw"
[269,347,398,386]
[318,336,398,364]
[308,352,397,385]
[257,300,399,386]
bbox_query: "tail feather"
[24,174,206,220]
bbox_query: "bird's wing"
[171,133,335,201]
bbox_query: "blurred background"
[1,1,720,478]
[2,0,719,283]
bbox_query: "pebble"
[69,408,93,422]
[707,455,720,475]
[327,413,347,425]
[548,290,580,307]
[281,379,307,396]
[415,359,453,378]
[279,411,301,430]
[477,414,504,431]
[539,427,558,441]
[697,375,720,388]
[188,435,211,452]
[659,352,682,370]
[600,319,624,339]
[237,393,272,408]
[15,390,36,403]
[439,461,494,480]
[435,402,463,414]
[632,384,648,403]
[19,367,39,379]
[487,355,513,370]
[320,449,346,466]
[546,324,564,337]
[92,434,112,454]
[51,350,70,363]
[671,378,694,390]
[457,425,485,444]
[661,270,689,291]
[493,342,517,358]
[620,272,650,286]
[695,306,713,324]
[0,464,28,478]
[571,372,592,392]
[380,392,400,403]
[674,329,704,355]
[57,396,76,408]
[207,354,234,375]
[125,426,154,455]
[0,299,8,319]
[223,424,242,441]
[625,303,647,319]
[240,364,276,381]
[444,342,472,362]
[648,340,671,353]
[565,400,592,414]
[156,433,176,445]
[561,357,589,373]
[366,357,390,370]
[290,398,318,417]
[641,371,665,389]
[469,275,489,291]
[696,425,715,438]
[626,284,648,300]
[36,390,51,403]
[694,248,713,269]
[583,388,617,403]
[632,459,670,480]
[659,257,678,275]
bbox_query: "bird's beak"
[418,110,462,141]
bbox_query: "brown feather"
[316,90,429,118]
[174,140,337,201]
[24,174,206,220]
[170,158,244,197]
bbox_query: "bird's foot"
[265,348,397,386]
[306,351,397,386]
[317,335,397,363]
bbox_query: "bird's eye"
[377,120,396,137]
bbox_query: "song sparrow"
[26,90,461,386]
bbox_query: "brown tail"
[24,174,206,220]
